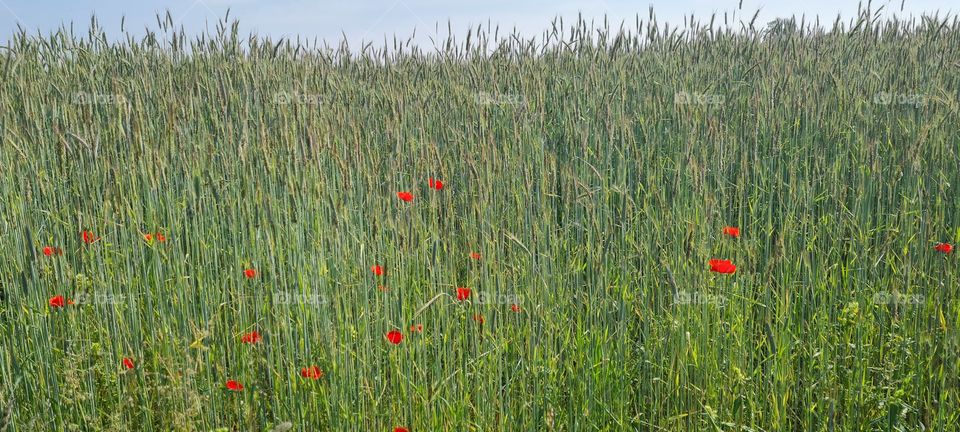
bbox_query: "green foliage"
[0,6,959,431]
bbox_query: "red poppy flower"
[386,330,403,345]
[43,246,55,256]
[935,243,954,254]
[428,177,444,190]
[244,268,257,279]
[122,357,135,370]
[469,252,481,260]
[722,226,740,238]
[394,428,410,432]
[241,331,262,344]
[510,304,521,313]
[472,314,485,324]
[226,380,244,391]
[397,191,414,202]
[300,365,324,380]
[81,230,99,244]
[49,295,67,308]
[456,287,472,301]
[708,259,737,274]
[409,324,423,333]
[156,232,166,242]
[143,233,153,242]
[371,265,384,276]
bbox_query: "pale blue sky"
[0,0,955,48]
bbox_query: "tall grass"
[1,6,959,431]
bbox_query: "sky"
[0,0,955,48]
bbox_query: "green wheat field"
[1,7,959,431]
